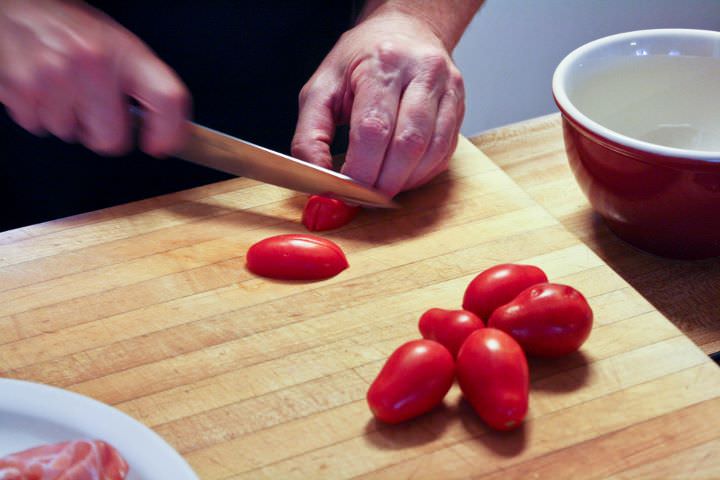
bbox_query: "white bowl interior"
[553,29,720,158]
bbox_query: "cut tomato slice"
[302,195,360,232]
[246,234,349,280]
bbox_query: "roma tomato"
[367,339,455,424]
[302,195,360,232]
[0,440,129,480]
[246,234,348,280]
[456,328,529,431]
[463,264,547,319]
[418,308,484,358]
[488,283,593,357]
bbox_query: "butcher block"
[1,136,719,479]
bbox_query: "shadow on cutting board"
[164,196,303,229]
[584,212,720,356]
[529,351,593,393]
[161,159,459,244]
[362,397,529,457]
[457,398,529,458]
[362,403,454,450]
[361,351,591,456]
[314,170,458,245]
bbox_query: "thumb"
[291,79,341,170]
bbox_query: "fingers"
[73,44,130,155]
[341,69,403,187]
[291,75,338,170]
[121,44,190,157]
[402,88,462,190]
[0,40,130,153]
[373,56,448,195]
[403,68,465,191]
[371,82,436,195]
[5,42,189,158]
[34,51,77,142]
[0,66,45,135]
[341,48,465,197]
[3,95,44,136]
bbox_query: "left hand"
[291,10,465,197]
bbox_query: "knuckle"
[355,113,393,143]
[291,140,329,167]
[420,53,449,77]
[449,71,466,100]
[376,41,404,70]
[395,128,428,157]
[297,81,324,108]
[442,88,459,106]
[299,71,338,107]
[431,131,453,154]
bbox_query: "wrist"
[357,0,482,51]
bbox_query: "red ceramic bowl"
[552,29,720,259]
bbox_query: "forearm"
[357,0,483,50]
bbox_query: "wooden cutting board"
[1,137,719,479]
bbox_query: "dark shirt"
[0,1,358,231]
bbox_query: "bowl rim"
[552,28,720,162]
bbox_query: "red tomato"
[418,308,484,358]
[0,440,129,480]
[302,195,360,232]
[488,282,593,357]
[456,328,529,431]
[367,339,455,424]
[462,264,548,319]
[246,234,348,280]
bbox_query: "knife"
[129,106,396,208]
[173,120,398,209]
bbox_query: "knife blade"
[173,122,398,209]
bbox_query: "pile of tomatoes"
[367,264,593,430]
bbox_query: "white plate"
[0,379,198,480]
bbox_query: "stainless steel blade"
[175,122,398,208]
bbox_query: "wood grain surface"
[471,114,720,356]
[1,136,719,479]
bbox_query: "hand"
[291,10,465,197]
[0,0,189,156]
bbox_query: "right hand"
[0,0,190,157]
